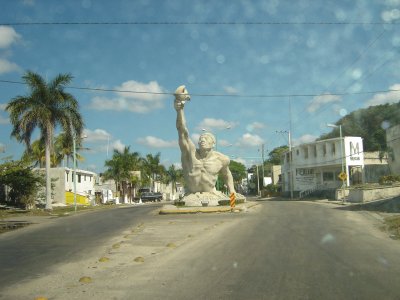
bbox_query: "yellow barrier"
[65,191,90,205]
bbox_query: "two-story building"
[281,136,365,198]
[37,167,97,205]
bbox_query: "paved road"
[0,204,159,289]
[128,200,400,300]
[1,200,400,300]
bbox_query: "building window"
[323,144,327,156]
[78,174,81,183]
[323,172,334,181]
[84,175,87,181]
[332,143,336,155]
[66,172,69,182]
[304,147,308,159]
[314,145,317,157]
[296,149,299,156]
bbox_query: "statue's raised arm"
[174,85,194,154]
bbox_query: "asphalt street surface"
[1,200,400,300]
[0,204,159,289]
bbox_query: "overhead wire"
[1,79,400,99]
[1,21,399,26]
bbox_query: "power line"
[1,21,399,26]
[1,79,399,99]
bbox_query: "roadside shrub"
[0,160,44,209]
[379,175,400,185]
[218,199,245,206]
[261,184,281,197]
[174,200,185,207]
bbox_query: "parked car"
[140,192,163,202]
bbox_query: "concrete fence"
[347,185,400,203]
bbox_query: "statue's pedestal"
[182,191,246,207]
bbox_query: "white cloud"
[246,121,265,132]
[137,136,178,148]
[223,86,239,94]
[0,103,6,110]
[307,93,342,113]
[365,84,400,107]
[381,9,400,22]
[83,128,110,142]
[293,134,317,146]
[197,118,237,131]
[111,139,126,152]
[89,80,168,113]
[0,58,20,74]
[0,26,21,48]
[236,133,264,147]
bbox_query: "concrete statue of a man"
[174,85,244,206]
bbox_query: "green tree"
[103,146,141,201]
[53,132,85,167]
[21,139,45,168]
[6,71,83,210]
[229,160,247,192]
[141,153,164,190]
[0,160,44,208]
[319,102,400,152]
[267,145,289,165]
[165,164,183,198]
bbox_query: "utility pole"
[261,144,265,189]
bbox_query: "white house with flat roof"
[281,136,364,198]
[36,167,97,205]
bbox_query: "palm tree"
[21,138,46,168]
[103,146,141,202]
[6,71,83,210]
[165,165,183,200]
[53,132,84,168]
[142,153,163,191]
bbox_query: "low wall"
[348,185,400,203]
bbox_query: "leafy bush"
[379,175,400,185]
[218,199,245,206]
[174,200,185,207]
[0,160,44,209]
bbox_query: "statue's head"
[174,85,190,103]
[198,132,216,150]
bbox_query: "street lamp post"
[71,124,87,212]
[276,130,293,199]
[72,129,77,212]
[327,123,346,203]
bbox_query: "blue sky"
[1,0,400,172]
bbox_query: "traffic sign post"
[229,193,235,208]
[338,172,347,204]
[338,172,347,181]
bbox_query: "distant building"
[281,137,365,198]
[386,124,400,174]
[36,167,96,205]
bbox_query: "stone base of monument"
[182,191,246,207]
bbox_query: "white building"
[37,167,97,205]
[281,136,364,197]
